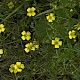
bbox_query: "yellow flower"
[9,64,17,73]
[8,2,14,9]
[24,42,33,53]
[52,38,62,48]
[74,23,80,30]
[9,62,25,74]
[15,62,25,72]
[24,41,39,53]
[46,13,55,22]
[27,7,36,17]
[68,30,76,39]
[9,64,14,73]
[21,31,31,41]
[0,24,5,33]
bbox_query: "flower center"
[55,41,58,45]
[49,16,52,19]
[70,32,74,36]
[12,67,15,70]
[29,10,33,13]
[24,33,28,37]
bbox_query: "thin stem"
[15,74,18,80]
[56,49,59,57]
[35,8,54,18]
[2,3,24,22]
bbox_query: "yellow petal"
[48,19,53,22]
[21,36,25,40]
[31,12,36,16]
[25,36,31,40]
[0,31,1,33]
[55,45,59,48]
[72,30,75,33]
[69,36,72,39]
[17,69,22,72]
[14,69,18,74]
[0,24,4,28]
[73,35,76,38]
[55,38,60,41]
[50,13,54,16]
[35,45,39,49]
[29,43,33,47]
[31,47,35,51]
[31,7,36,11]
[16,62,21,66]
[46,16,49,20]
[69,31,71,35]
[24,48,30,53]
[10,64,15,67]
[9,68,14,73]
[27,13,32,17]
[14,65,18,69]
[26,31,31,35]
[21,64,25,69]
[21,31,26,35]
[52,40,55,45]
[0,49,3,54]
[27,8,31,12]
[52,16,55,20]
[59,41,62,46]
[1,28,5,32]
[25,43,30,47]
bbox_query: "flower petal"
[59,41,62,46]
[52,40,55,45]
[55,45,59,48]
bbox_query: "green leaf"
[35,18,52,43]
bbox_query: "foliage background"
[0,0,80,80]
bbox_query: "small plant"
[0,0,80,80]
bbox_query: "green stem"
[15,74,18,80]
[35,8,54,17]
[63,59,66,72]
[56,49,59,57]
